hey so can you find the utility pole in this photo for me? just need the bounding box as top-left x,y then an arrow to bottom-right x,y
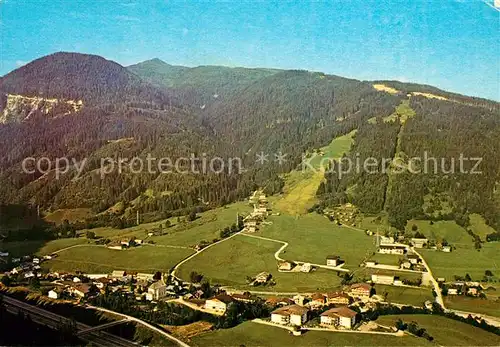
136,210 -> 140,225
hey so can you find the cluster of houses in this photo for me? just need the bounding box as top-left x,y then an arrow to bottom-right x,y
8,254 -> 56,279
266,284 -> 373,329
327,203 -> 359,226
439,279 -> 485,297
106,237 -> 143,250
44,270 -> 183,302
244,191 -> 270,233
277,256 -> 344,274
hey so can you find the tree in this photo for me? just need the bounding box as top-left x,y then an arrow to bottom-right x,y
189,271 -> 203,283
86,231 -> 96,239
165,220 -> 172,228
187,211 -> 197,222
485,270 -> 494,277
465,273 -> 472,281
411,224 -> 418,232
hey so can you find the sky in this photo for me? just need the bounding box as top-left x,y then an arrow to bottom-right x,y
0,0 -> 499,100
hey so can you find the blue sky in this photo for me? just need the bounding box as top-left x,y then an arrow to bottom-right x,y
0,0 -> 498,100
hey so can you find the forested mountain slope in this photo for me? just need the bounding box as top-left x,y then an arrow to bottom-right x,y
0,52 -> 498,233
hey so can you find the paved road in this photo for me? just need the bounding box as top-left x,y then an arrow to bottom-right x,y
86,304 -> 191,347
239,233 -> 350,272
411,247 -> 445,308
1,294 -> 137,347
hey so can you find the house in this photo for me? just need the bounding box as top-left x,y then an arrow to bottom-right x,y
146,280 -> 167,301
271,305 -> 309,326
278,261 -> 294,271
293,294 -> 307,306
401,260 -> 412,269
326,292 -> 351,305
320,307 -> 357,329
424,300 -> 433,310
73,277 -> 81,283
205,294 -> 235,313
93,277 -> 110,289
48,287 -> 64,299
371,274 -> 394,285
231,293 -> 255,303
378,245 -> 406,255
111,270 -> 127,278
442,246 -> 452,252
393,278 -> 403,286
120,239 -> 131,247
380,236 -> 395,244
326,255 -> 342,267
467,287 -> 479,296
0,251 -> 9,257
437,278 -> 445,283
136,273 -> 155,281
107,241 -> 123,250
301,263 -> 312,273
254,272 -> 271,284
86,274 -> 108,280
411,238 -> 428,248
43,255 -> 52,260
349,283 -> 371,298
266,297 -> 294,306
310,293 -> 326,306
70,284 -> 91,298
135,239 -> 143,245
407,254 -> 420,264
365,261 -> 377,267
32,258 -> 40,264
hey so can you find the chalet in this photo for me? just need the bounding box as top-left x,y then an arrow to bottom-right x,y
310,293 -> 326,306
70,284 -> 91,298
254,272 -> 271,284
326,255 -> 342,267
146,280 -> 167,301
407,254 -> 420,264
231,293 -> 255,303
320,307 -> 357,329
349,283 -> 371,298
411,238 -> 428,248
271,305 -> 309,326
326,292 -> 351,305
205,294 -> 235,313
278,261 -> 294,271
378,245 -> 406,255
371,274 -> 394,285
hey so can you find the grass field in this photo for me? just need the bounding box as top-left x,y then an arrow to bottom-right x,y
374,284 -> 434,306
419,242 -> 498,281
177,235 -> 344,292
191,321 -> 427,347
44,208 -> 93,225
406,220 -> 472,245
376,314 -> 500,346
255,213 -> 377,269
368,253 -> 404,266
42,244 -> 193,273
275,131 -> 354,215
444,295 -> 500,318
469,214 -> 497,241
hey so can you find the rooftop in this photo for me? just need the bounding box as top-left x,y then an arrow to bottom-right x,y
271,304 -> 309,316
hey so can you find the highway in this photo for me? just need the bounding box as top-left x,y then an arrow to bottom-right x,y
1,294 -> 138,347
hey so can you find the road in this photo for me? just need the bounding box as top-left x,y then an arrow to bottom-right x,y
239,233 -> 350,272
411,247 -> 445,308
86,304 -> 191,347
1,294 -> 137,347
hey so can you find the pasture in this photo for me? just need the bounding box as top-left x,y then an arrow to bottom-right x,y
376,314 -> 500,346
191,321 -> 427,347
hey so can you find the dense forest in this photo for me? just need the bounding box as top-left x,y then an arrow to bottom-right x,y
0,52 -> 498,233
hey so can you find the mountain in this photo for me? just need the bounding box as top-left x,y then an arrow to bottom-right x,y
0,52 -> 499,233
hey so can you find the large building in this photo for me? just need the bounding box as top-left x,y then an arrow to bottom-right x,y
204,294 -> 235,313
378,245 -> 406,255
349,283 -> 371,298
146,280 -> 167,301
271,305 -> 309,326
320,307 -> 357,329
371,274 -> 395,285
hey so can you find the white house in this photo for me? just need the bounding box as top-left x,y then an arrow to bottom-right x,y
301,263 -> 312,273
111,270 -> 126,278
204,294 -> 235,313
411,238 -> 428,248
271,305 -> 309,326
371,274 -> 394,285
442,246 -> 451,252
48,288 -> 63,299
320,307 -> 357,329
278,261 -> 294,271
326,255 -> 341,267
146,280 -> 167,301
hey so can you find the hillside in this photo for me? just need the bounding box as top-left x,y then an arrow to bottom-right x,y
0,52 -> 499,235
